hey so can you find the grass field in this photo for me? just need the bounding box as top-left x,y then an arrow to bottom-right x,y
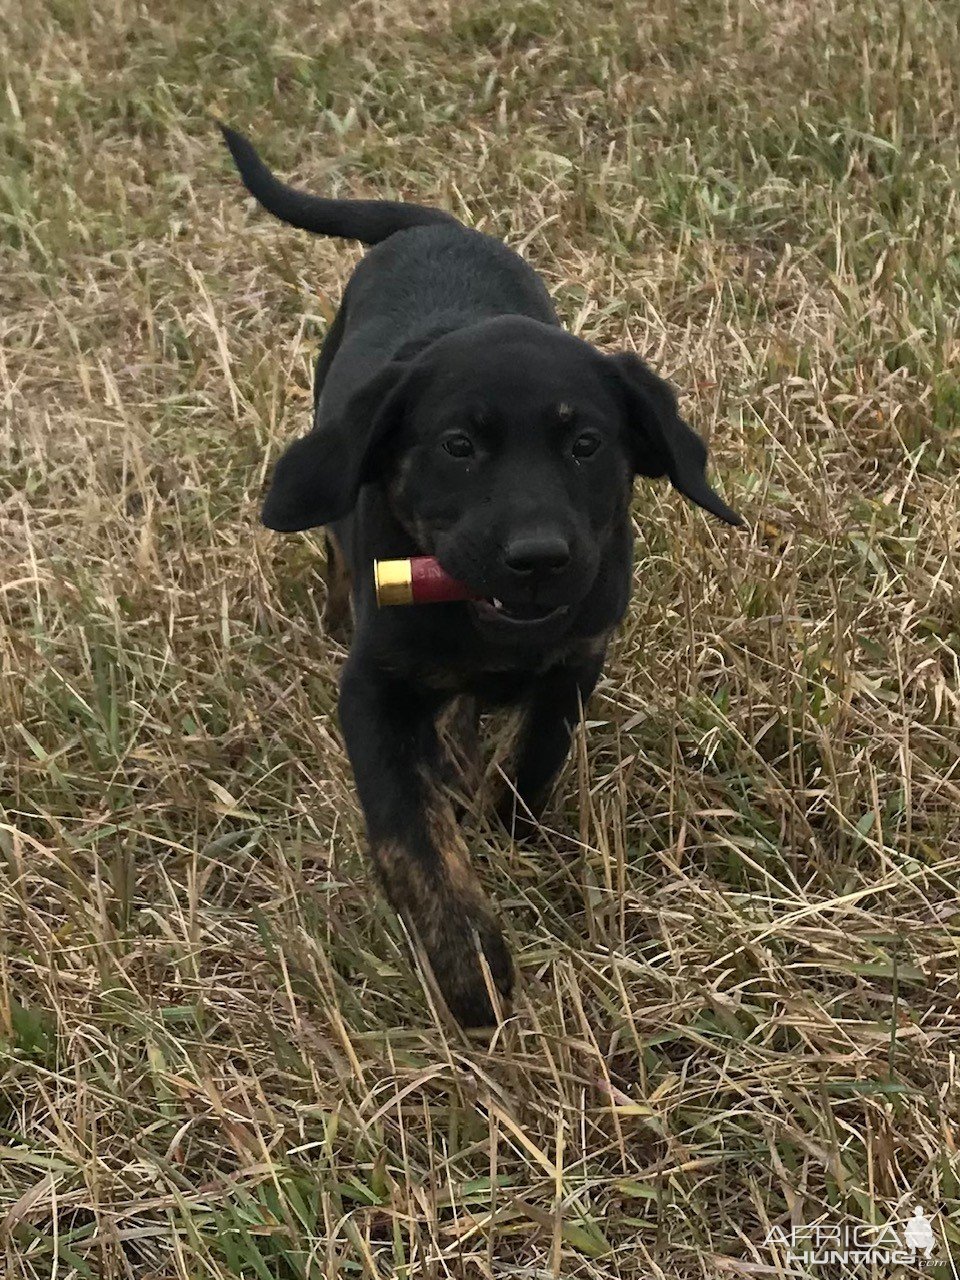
2,0 -> 960,1275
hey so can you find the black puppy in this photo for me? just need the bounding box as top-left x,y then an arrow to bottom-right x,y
221,126 -> 741,1026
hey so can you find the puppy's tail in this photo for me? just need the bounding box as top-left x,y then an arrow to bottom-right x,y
218,124 -> 460,246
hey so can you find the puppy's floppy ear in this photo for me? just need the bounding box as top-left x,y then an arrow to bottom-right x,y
262,360 -> 415,532
607,351 -> 742,527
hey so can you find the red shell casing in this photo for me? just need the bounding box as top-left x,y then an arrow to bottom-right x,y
409,556 -> 477,603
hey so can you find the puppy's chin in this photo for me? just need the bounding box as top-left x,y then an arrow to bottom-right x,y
468,598 -> 572,644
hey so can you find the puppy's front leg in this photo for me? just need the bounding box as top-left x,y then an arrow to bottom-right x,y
498,652 -> 605,837
339,661 -> 512,1026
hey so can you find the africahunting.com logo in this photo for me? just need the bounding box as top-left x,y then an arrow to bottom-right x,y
764,1205 -> 943,1268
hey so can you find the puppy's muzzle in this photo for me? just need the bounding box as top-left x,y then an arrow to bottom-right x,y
501,531 -> 571,577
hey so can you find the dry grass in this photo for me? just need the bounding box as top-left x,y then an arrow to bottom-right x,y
2,0 -> 960,1276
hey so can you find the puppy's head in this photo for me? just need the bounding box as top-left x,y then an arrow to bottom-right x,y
263,316 -> 740,641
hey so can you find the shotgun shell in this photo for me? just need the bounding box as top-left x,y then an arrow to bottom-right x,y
374,556 -> 477,607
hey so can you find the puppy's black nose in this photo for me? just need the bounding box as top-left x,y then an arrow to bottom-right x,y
502,533 -> 571,576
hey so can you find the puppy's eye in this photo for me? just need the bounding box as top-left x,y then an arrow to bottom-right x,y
442,434 -> 475,459
571,432 -> 601,459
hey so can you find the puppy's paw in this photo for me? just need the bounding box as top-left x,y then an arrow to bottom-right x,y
423,897 -> 514,1028
495,793 -> 542,845
372,838 -> 513,1027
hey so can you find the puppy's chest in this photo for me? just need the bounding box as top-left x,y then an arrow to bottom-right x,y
423,665 -> 530,706
415,634 -> 607,703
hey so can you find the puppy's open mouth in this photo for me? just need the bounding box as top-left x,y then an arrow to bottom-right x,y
470,598 -> 570,629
